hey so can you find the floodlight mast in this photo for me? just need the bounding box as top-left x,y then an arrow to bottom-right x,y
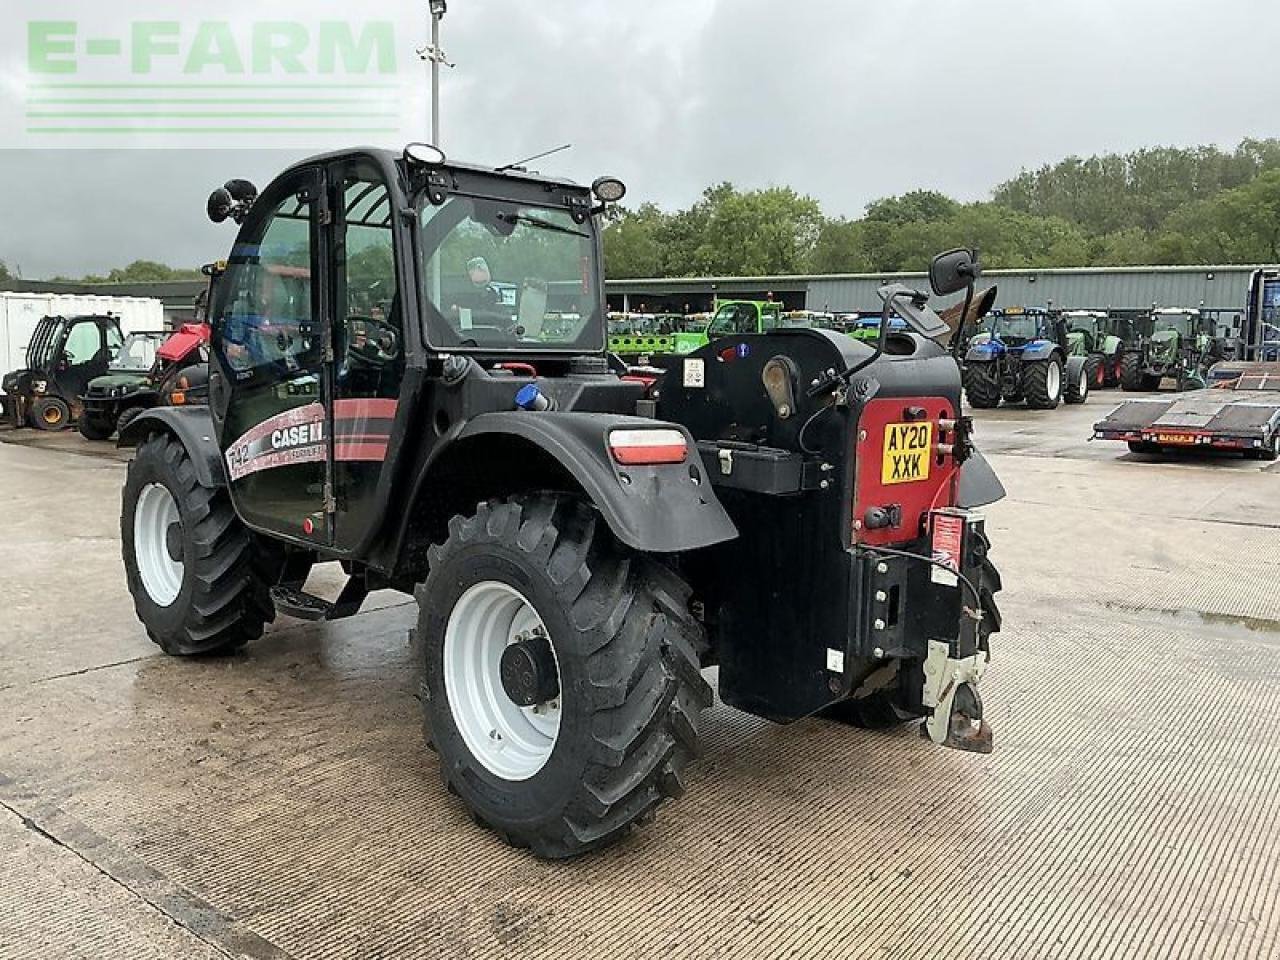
421,0 -> 450,145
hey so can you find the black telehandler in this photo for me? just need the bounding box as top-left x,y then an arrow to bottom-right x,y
118,145 -> 1005,858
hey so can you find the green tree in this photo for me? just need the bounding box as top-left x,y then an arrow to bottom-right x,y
105,260 -> 203,283
0,261 -> 11,283
692,186 -> 822,275
603,203 -> 666,278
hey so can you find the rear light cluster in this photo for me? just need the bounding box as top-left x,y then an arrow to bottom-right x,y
608,428 -> 688,465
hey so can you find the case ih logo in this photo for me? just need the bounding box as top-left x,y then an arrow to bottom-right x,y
4,5 -> 423,149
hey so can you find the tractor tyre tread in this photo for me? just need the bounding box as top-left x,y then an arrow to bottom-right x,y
1023,358 -> 1062,409
121,432 -> 278,657
419,493 -> 710,859
963,363 -> 1002,409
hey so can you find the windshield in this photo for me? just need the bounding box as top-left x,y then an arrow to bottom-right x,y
1067,317 -> 1099,338
994,316 -> 1041,340
1153,314 -> 1194,336
110,332 -> 161,371
420,195 -> 602,351
708,303 -> 761,337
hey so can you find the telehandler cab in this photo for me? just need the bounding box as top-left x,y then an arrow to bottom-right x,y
118,145 -> 1005,858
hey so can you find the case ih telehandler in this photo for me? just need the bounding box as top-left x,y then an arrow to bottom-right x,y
118,146 -> 1004,858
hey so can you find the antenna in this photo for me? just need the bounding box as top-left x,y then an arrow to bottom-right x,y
496,144 -> 572,173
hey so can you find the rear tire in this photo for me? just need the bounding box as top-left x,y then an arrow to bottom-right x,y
418,494 -> 710,858
1120,352 -> 1145,391
121,432 -> 278,656
963,362 -> 1002,409
77,414 -> 114,441
1127,441 -> 1160,454
823,689 -> 917,729
31,397 -> 70,431
1252,434 -> 1280,461
116,406 -> 147,436
1023,357 -> 1063,409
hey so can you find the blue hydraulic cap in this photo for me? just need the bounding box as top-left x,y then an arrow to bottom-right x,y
515,383 -> 553,411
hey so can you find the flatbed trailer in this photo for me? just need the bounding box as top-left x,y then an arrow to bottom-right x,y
1093,362 -> 1280,458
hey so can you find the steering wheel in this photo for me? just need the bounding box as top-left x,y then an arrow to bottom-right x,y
343,316 -> 400,368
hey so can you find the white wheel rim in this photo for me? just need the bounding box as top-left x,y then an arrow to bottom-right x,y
133,483 -> 184,606
1079,368 -> 1088,396
444,581 -> 561,781
1046,362 -> 1061,400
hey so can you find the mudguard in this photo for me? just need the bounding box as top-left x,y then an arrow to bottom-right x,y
957,450 -> 1006,508
965,341 -> 1001,363
118,406 -> 226,489
445,411 -> 739,554
1019,340 -> 1059,361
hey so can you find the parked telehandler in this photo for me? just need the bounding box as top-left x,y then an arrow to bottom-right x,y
118,147 -> 1004,858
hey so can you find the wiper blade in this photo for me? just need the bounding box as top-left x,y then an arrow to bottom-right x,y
498,212 -> 587,238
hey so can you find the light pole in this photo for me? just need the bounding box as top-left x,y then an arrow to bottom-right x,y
426,0 -> 449,145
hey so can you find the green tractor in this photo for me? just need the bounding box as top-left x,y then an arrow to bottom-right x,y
1062,310 -> 1130,389
1120,308 -> 1222,392
608,299 -> 784,364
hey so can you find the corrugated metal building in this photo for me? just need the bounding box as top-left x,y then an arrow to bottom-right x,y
607,264 -> 1268,317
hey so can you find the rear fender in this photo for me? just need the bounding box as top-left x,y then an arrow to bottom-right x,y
957,450 -> 1006,508
118,406 -> 226,488
1019,340 -> 1059,362
416,411 -> 738,554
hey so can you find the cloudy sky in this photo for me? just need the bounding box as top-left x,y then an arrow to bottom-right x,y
1,0 -> 1278,277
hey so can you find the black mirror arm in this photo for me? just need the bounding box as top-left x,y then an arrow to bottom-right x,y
951,281 -> 976,361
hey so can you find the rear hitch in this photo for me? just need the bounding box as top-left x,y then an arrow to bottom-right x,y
920,639 -> 992,754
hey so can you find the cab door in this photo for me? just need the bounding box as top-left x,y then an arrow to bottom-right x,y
326,158 -> 408,552
208,167 -> 332,545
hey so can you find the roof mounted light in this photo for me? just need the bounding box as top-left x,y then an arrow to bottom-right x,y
591,177 -> 627,204
405,142 -> 447,167
429,0 -> 447,16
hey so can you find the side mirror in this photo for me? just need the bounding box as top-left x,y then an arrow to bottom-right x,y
878,283 -> 950,340
207,187 -> 234,224
930,248 -> 982,297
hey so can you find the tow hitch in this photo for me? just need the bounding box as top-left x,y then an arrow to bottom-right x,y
921,638 -> 992,753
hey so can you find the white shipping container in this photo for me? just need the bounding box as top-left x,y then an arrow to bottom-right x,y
0,293 -> 165,376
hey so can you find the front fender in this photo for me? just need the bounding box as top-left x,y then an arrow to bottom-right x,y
447,411 -> 739,554
1064,354 -> 1088,380
965,343 -> 999,363
118,406 -> 226,488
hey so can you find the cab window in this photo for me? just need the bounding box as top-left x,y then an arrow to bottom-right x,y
216,193 -> 317,378
62,322 -> 102,364
336,173 -> 403,399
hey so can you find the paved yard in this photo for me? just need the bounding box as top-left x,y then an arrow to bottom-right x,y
2,392 -> 1279,959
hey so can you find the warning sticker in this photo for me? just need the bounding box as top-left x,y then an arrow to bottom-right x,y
930,512 -> 964,587
881,422 -> 933,485
683,358 -> 706,388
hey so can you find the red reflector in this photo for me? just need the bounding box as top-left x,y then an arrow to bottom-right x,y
609,428 -> 688,465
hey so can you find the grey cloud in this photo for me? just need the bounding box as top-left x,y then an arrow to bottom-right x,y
1,0 -> 1277,277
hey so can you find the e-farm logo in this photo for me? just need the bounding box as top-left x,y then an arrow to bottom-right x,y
7,11 -> 421,148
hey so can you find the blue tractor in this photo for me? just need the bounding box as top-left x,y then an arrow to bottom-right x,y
962,307 -> 1093,410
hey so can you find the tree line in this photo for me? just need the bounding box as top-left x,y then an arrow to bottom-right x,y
604,138 -> 1280,278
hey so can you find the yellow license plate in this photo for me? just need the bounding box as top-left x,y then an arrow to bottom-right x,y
1155,433 -> 1197,445
882,422 -> 933,485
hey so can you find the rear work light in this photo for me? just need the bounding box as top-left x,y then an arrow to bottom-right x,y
608,428 -> 688,465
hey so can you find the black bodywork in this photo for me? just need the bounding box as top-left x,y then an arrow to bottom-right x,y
3,315 -> 123,428
121,148 -> 1003,727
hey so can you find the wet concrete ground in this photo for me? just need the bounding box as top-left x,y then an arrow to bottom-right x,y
2,390 -> 1280,959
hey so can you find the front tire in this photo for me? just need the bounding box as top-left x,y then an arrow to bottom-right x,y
78,414 -> 114,441
121,433 -> 278,656
963,362 -> 1002,409
1023,357 -> 1063,409
1120,352 -> 1145,391
418,494 -> 710,858
1064,360 -> 1093,404
31,397 -> 70,431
